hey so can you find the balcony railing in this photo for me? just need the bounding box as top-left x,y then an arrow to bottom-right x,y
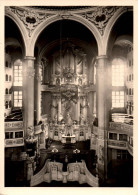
108,140 -> 127,149
5,138 -> 24,147
108,138 -> 133,156
5,121 -> 23,129
109,122 -> 133,136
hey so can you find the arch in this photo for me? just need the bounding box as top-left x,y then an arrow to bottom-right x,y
103,7 -> 133,55
30,14 -> 103,56
5,12 -> 28,56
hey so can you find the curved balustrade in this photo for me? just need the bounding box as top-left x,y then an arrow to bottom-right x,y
81,160 -> 99,187
30,159 -> 50,186
30,159 -> 99,187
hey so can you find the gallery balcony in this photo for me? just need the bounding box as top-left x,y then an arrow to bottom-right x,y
108,122 -> 133,156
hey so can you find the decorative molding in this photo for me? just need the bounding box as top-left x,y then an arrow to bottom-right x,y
35,73 -> 41,81
5,138 -> 24,147
98,145 -> 104,164
109,122 -> 133,136
58,11 -> 72,19
7,6 -> 55,37
77,7 -> 119,36
24,68 -> 35,78
5,121 -> 23,129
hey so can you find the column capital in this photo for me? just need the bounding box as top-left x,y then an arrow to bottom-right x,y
96,55 -> 108,60
24,56 -> 36,61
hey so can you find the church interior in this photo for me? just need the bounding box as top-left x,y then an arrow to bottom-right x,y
4,6 -> 133,187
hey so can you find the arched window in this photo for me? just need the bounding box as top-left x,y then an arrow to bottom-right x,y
9,100 -> 12,108
112,58 -> 125,86
9,75 -> 12,81
5,88 -> 8,94
13,59 -> 22,86
5,101 -> 8,109
127,88 -> 129,95
80,131 -> 84,136
5,61 -> 8,67
9,88 -> 12,94
5,74 -> 8,81
54,131 -> 58,136
129,88 -> 131,95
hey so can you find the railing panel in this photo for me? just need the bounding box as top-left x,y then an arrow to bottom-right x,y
5,138 -> 24,147
5,121 -> 23,129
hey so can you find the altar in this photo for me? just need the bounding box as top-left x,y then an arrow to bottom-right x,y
61,134 -> 76,144
40,42 -> 96,143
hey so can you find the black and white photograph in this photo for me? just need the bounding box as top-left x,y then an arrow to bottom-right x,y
0,1 -> 137,194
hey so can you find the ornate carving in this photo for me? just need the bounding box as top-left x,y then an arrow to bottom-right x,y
62,67 -> 75,79
77,6 -> 119,35
99,145 -> 104,163
5,121 -> 23,129
27,69 -> 35,78
58,11 -> 72,19
35,73 -> 41,81
8,7 -> 54,37
61,84 -> 78,103
26,126 -> 37,143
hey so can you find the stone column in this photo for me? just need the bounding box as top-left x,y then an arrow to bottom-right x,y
53,56 -> 55,74
96,55 -> 111,182
51,96 -> 57,121
74,55 -> 77,74
77,97 -> 80,123
93,92 -> 96,117
82,55 -> 86,74
23,56 -> 35,136
35,63 -> 42,124
57,96 -> 61,121
82,96 -> 87,120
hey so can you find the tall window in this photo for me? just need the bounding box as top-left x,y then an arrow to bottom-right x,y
14,91 -> 22,107
112,91 -> 124,107
5,101 -> 8,109
5,88 -> 8,94
5,74 -> 8,81
112,59 -> 124,86
14,59 -> 22,86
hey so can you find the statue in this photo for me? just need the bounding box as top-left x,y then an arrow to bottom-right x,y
66,112 -> 73,125
80,114 -> 85,125
54,114 -> 58,124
